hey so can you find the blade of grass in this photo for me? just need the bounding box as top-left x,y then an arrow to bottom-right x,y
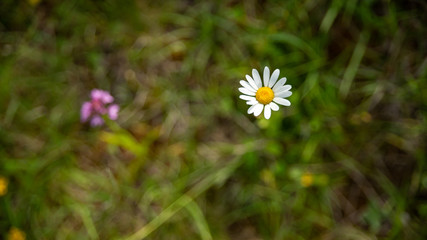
301,71 -> 319,99
122,155 -> 244,240
184,198 -> 213,240
72,204 -> 99,240
339,32 -> 369,98
320,0 -> 343,33
269,32 -> 319,59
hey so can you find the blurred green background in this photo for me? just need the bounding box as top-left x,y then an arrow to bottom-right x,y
1,0 -> 426,239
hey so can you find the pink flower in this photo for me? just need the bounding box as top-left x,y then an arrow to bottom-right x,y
81,89 -> 120,126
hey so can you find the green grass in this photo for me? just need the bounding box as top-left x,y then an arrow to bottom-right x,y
1,0 -> 427,239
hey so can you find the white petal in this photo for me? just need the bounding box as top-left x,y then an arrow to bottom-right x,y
264,104 -> 271,119
239,95 -> 255,101
272,77 -> 287,89
268,102 -> 279,111
273,97 -> 291,106
245,75 -> 259,90
263,67 -> 270,87
253,104 -> 264,117
247,100 -> 258,105
268,69 -> 280,88
273,85 -> 292,93
248,104 -> 258,114
252,69 -> 262,88
240,80 -> 256,92
275,91 -> 292,98
239,87 -> 256,96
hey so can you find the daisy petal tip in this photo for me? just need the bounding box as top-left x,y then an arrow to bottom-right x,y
253,104 -> 264,117
264,105 -> 271,119
239,87 -> 255,96
251,69 -> 262,88
273,97 -> 291,106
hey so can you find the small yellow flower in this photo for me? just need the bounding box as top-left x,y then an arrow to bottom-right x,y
300,172 -> 313,187
8,227 -> 26,240
0,176 -> 8,196
360,111 -> 372,123
350,111 -> 372,125
28,0 -> 41,6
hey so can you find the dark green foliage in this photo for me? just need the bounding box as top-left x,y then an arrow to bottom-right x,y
0,0 -> 426,239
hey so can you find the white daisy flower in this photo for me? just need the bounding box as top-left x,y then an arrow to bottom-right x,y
239,67 -> 292,119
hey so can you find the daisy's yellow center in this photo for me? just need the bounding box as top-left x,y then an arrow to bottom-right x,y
256,87 -> 274,105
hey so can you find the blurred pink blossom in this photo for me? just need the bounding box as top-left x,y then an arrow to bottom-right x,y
81,89 -> 119,126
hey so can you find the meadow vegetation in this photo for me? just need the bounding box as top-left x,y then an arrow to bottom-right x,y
1,0 -> 426,239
